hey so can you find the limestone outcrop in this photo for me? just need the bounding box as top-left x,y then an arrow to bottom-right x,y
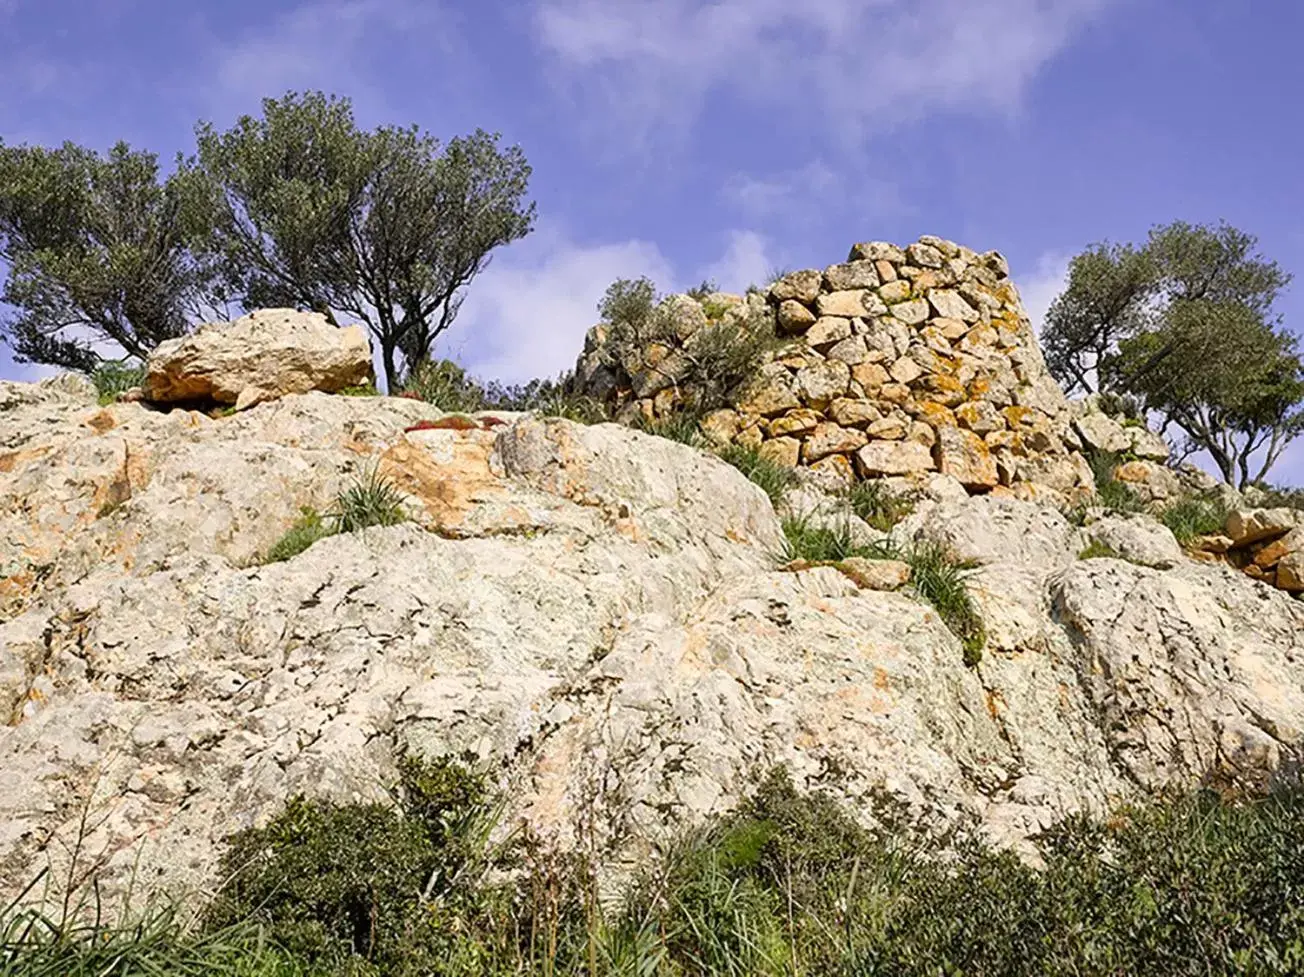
145,308 -> 373,409
3,378 -> 1304,913
574,236 -> 1095,503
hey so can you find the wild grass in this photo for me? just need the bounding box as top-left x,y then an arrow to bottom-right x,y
781,516 -> 985,664
263,466 -> 407,564
1159,494 -> 1231,545
1078,539 -> 1122,560
840,479 -> 915,531
11,766 -> 1304,977
90,359 -> 146,405
1087,449 -> 1146,515
636,412 -> 705,448
716,444 -> 796,507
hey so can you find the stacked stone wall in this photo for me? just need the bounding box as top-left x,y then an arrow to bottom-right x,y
577,235 -> 1097,502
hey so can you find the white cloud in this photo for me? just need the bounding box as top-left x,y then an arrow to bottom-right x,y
699,231 -> 775,294
439,224 -> 777,384
533,0 -> 1116,146
439,226 -> 676,385
724,159 -> 911,228
206,0 -> 453,120
1016,250 -> 1071,335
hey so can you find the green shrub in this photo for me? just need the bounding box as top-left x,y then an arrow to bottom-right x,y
637,411 -> 705,447
1160,495 -> 1230,545
205,756 -> 501,974
841,480 -> 914,531
90,358 -> 146,405
717,444 -> 796,507
333,465 -> 407,533
1087,449 -> 1146,515
266,507 -> 333,563
685,278 -> 719,302
338,381 -> 380,397
402,359 -> 488,413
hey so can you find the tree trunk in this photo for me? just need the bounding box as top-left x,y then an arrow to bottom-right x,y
381,341 -> 400,395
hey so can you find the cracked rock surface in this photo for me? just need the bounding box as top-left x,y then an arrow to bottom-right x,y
2,379 -> 1303,909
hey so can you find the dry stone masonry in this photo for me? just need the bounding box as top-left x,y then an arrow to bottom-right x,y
576,236 -> 1095,503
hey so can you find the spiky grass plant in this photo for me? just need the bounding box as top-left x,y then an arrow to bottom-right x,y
716,444 -> 797,508
90,359 -> 146,405
331,464 -> 407,534
840,479 -> 915,531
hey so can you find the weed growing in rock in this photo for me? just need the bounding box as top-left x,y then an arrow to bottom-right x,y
1160,495 -> 1230,545
333,464 -> 407,533
1078,539 -> 1122,560
899,540 -> 986,666
717,444 -> 796,507
781,513 -> 874,564
338,381 -> 380,396
90,358 -> 146,405
1087,449 -> 1146,515
637,411 -> 705,447
266,507 -> 333,563
840,479 -> 915,531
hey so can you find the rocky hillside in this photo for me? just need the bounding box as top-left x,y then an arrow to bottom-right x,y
2,255 -> 1304,915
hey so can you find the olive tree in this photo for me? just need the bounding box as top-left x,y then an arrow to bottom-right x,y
0,140 -> 216,371
189,92 -> 535,390
1043,221 -> 1302,487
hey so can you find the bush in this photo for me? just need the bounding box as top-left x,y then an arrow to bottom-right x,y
11,771 -> 1304,975
402,359 -> 489,413
899,541 -> 986,667
717,444 -> 796,507
90,358 -> 146,405
841,480 -> 914,531
205,756 -> 504,974
1160,495 -> 1230,545
781,513 -> 875,564
1078,539 -> 1122,560
597,277 -> 777,415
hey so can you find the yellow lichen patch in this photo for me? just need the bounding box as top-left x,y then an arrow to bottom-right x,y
914,402 -> 957,429
967,376 -> 990,399
1002,405 -> 1035,428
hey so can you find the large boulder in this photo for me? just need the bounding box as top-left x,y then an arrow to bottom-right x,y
146,309 -> 374,409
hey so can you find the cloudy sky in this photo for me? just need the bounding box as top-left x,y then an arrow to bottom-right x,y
2,0 -> 1303,482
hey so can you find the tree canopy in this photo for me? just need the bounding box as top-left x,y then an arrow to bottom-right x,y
0,140 -> 216,370
188,92 -> 536,390
1043,221 -> 1303,487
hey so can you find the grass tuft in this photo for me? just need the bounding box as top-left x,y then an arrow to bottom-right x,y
1159,495 -> 1231,545
840,479 -> 915,531
90,358 -> 146,405
1078,539 -> 1122,560
717,444 -> 796,507
266,507 -> 333,564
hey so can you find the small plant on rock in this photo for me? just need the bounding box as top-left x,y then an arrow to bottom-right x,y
1087,449 -> 1146,515
841,479 -> 915,531
1159,494 -> 1230,545
1078,539 -> 1122,560
266,506 -> 333,563
637,411 -> 706,447
901,540 -> 986,666
717,444 -> 796,507
90,358 -> 146,405
780,513 -> 873,564
333,464 -> 407,533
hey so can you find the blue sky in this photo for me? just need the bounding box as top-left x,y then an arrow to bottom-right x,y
2,0 -> 1303,483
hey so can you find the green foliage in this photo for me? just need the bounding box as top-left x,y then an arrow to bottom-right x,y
332,465 -> 407,534
12,770 -> 1304,976
0,140 -> 217,371
685,278 -> 719,301
205,756 -> 502,974
1159,495 -> 1231,545
840,479 -> 915,531
901,541 -> 986,666
780,513 -> 873,564
1087,450 -> 1147,515
1247,482 -> 1304,511
403,358 -> 489,412
597,277 -> 778,415
338,382 -> 379,397
189,91 -> 535,391
1078,539 -> 1122,560
266,507 -> 333,564
636,411 -> 706,447
90,358 -> 146,405
1044,221 -> 1302,487
716,444 -> 796,508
